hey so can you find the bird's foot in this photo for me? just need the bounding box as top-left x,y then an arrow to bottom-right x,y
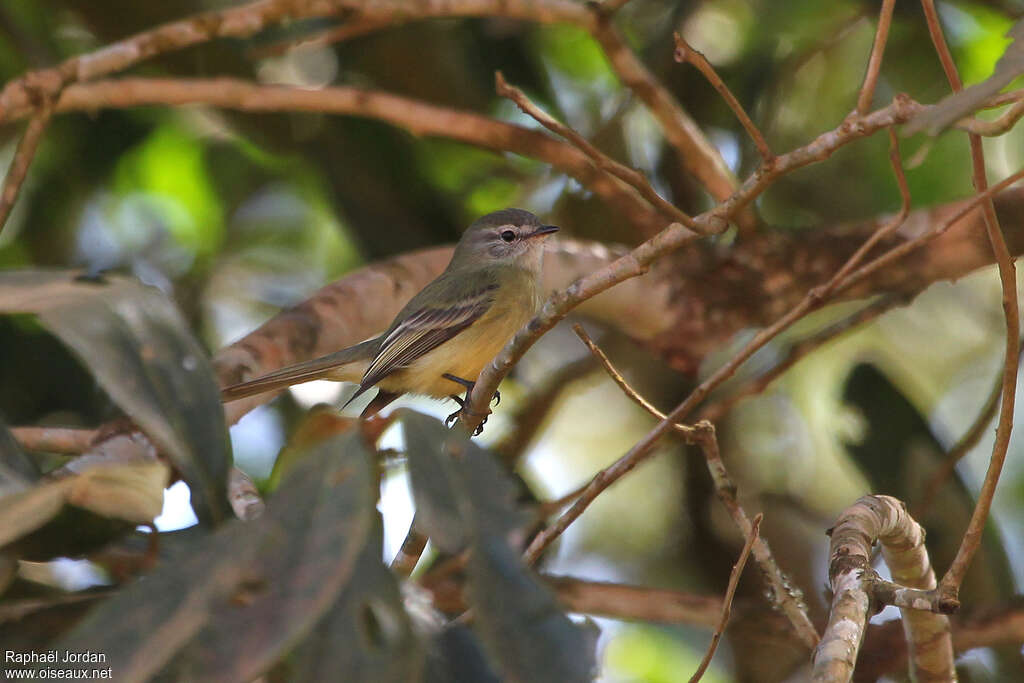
444,408 -> 489,435
445,398 -> 490,435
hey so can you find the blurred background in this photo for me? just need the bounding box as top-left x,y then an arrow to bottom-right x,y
2,0 -> 1024,680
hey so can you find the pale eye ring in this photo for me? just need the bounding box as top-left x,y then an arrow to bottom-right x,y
500,230 -> 516,243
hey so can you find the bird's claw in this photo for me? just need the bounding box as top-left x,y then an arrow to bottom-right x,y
445,400 -> 490,435
492,390 -> 501,406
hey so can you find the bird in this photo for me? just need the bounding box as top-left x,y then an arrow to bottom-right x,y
221,208 -> 558,433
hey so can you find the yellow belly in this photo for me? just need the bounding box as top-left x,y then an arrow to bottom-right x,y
375,280 -> 538,398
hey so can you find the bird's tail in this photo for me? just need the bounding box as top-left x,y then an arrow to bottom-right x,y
220,337 -> 381,402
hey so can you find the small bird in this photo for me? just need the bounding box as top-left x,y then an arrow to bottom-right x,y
221,208 -> 558,432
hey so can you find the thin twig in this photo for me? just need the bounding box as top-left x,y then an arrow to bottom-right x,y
673,32 -> 773,163
518,130 -> 911,586
856,0 -> 896,115
496,71 -> 697,230
246,16 -> 394,59
921,0 -> 1021,604
915,353 -> 1007,517
10,425 -> 95,454
586,10 -> 742,213
690,422 -> 819,649
554,327 -> 818,648
697,294 -> 906,423
0,101 -> 53,235
955,98 -> 1024,136
537,479 -> 594,515
571,323 -> 695,440
464,95 -> 921,429
689,513 -> 762,683
391,516 -> 428,576
28,76 -> 664,233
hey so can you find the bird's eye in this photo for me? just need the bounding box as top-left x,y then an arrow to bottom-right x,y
500,230 -> 516,243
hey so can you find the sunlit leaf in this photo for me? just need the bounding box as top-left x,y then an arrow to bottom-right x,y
66,461 -> 168,522
0,459 -> 167,550
0,270 -> 232,526
53,413 -> 374,683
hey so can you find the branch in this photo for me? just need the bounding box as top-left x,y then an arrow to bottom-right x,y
690,513 -> 761,683
461,97 -> 920,430
544,575 -> 722,628
10,425 -> 94,454
915,347 -> 1013,517
0,101 -> 53,236
856,0 -> 896,115
921,0 -> 1021,606
506,131 -> 912,601
495,71 -> 697,232
812,495 -> 954,682
0,0 -> 613,125
0,0 -> 739,220
12,425 -> 264,521
673,33 -> 773,163
690,423 -> 820,650
16,76 -> 665,234
547,327 -> 819,648
697,294 -> 908,423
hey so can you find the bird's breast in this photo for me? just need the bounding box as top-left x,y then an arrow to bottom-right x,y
376,272 -> 540,398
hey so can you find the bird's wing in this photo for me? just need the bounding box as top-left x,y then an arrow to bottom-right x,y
358,276 -> 499,391
221,337 -> 381,402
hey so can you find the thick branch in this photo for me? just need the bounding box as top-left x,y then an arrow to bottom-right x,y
17,77 -> 664,234
813,495 -> 954,683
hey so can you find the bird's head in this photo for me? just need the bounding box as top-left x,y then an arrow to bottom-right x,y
450,208 -> 559,272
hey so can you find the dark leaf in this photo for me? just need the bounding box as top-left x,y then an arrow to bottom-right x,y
52,414 -> 374,683
399,411 -> 594,683
401,410 -> 527,553
401,411 -> 470,553
422,624 -> 501,683
0,270 -> 232,525
283,516 -> 424,683
467,535 -> 595,683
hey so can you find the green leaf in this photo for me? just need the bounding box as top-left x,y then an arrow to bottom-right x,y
0,270 -> 232,526
52,414 -> 375,683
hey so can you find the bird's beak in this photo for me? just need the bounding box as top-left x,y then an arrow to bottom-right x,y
527,225 -> 559,239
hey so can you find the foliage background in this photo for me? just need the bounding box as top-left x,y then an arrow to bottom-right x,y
2,0 -> 1024,680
